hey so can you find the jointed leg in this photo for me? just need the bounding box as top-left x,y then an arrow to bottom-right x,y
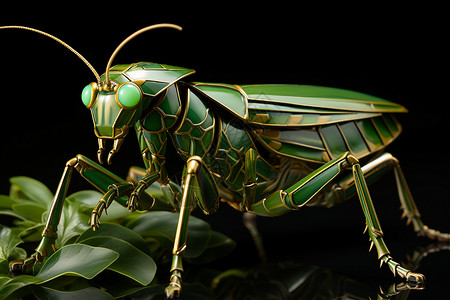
166,156 -> 200,298
336,153 -> 449,242
90,182 -> 134,230
351,159 -> 425,285
165,155 -> 220,298
10,157 -> 78,274
390,156 -> 449,241
249,152 -> 425,285
10,154 -> 167,274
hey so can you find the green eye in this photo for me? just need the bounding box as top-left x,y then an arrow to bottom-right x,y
82,82 -> 97,108
116,82 -> 142,108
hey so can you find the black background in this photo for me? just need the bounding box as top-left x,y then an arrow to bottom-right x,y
1,4 -> 449,299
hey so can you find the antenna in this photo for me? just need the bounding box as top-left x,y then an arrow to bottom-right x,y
0,25 -> 101,85
104,23 -> 183,88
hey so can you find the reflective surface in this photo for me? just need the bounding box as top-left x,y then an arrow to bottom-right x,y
124,242 -> 449,299
179,204 -> 450,300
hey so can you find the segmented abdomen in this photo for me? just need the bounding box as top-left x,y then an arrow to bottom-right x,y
254,113 -> 402,164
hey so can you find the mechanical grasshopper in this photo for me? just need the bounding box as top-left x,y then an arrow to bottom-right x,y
1,24 -> 449,299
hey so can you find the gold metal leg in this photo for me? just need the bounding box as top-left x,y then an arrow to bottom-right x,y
350,155 -> 425,286
165,157 -> 201,299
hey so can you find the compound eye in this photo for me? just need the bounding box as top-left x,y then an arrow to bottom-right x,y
81,82 -> 98,108
116,82 -> 142,109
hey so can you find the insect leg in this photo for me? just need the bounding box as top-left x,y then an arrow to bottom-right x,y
9,155 -> 167,275
127,172 -> 160,212
251,152 -> 350,216
166,155 -> 219,298
90,183 -> 134,230
389,156 -> 449,242
242,148 -> 258,211
166,157 -> 199,298
9,157 -> 78,274
330,153 -> 449,241
350,157 -> 425,287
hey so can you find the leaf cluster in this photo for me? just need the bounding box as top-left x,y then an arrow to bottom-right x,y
0,177 -> 236,299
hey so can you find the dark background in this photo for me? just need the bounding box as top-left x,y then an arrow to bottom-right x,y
1,4 -> 449,299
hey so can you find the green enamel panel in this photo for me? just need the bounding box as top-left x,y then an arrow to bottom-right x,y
174,134 -> 190,153
142,110 -> 163,132
339,121 -> 370,157
137,62 -> 164,69
140,81 -> 168,96
248,101 -> 338,114
163,117 -> 176,129
177,121 -> 191,134
186,92 -> 208,124
383,114 -> 400,135
357,118 -> 383,149
201,129 -> 214,147
253,191 -> 292,216
100,73 -> 129,84
126,69 -> 193,83
190,126 -> 203,138
259,137 -> 326,163
257,129 -> 324,149
286,159 -> 341,207
194,84 -> 247,118
159,85 -> 181,117
372,117 -> 393,140
194,161 -> 220,214
280,130 -> 324,149
256,158 -> 277,181
249,107 -> 379,127
320,124 -> 348,158
109,64 -> 132,72
242,84 -> 407,112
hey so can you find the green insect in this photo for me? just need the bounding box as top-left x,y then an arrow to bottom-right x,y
1,24 -> 448,299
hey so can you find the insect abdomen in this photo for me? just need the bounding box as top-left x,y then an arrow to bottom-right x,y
320,113 -> 401,160
254,113 -> 401,164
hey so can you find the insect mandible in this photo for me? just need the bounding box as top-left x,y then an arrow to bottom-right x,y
1,24 -> 449,299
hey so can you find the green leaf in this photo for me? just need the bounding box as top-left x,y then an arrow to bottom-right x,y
80,237 -> 156,285
9,177 -> 53,207
56,201 -> 90,248
0,195 -> 15,209
0,209 -> 28,221
186,231 -> 236,264
36,244 -> 119,282
0,275 -> 43,300
66,190 -> 102,207
67,190 -> 132,222
11,203 -> 46,223
76,223 -> 151,255
127,211 -> 211,258
0,225 -> 25,260
0,260 -> 9,276
32,286 -> 114,300
16,223 -> 45,243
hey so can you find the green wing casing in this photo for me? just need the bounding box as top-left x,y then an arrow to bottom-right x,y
191,83 -> 406,164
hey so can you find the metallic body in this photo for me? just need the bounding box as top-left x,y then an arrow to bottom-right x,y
1,25 -> 448,299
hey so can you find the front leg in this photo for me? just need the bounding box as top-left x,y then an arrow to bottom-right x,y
165,156 -> 220,298
127,172 -> 160,212
9,154 -> 167,274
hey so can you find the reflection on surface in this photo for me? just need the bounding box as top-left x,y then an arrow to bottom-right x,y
127,243 -> 448,300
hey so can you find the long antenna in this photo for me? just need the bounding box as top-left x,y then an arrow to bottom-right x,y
0,25 -> 101,85
104,23 -> 183,88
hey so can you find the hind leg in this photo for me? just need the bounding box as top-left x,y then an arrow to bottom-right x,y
333,153 -> 449,242
249,152 -> 425,285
